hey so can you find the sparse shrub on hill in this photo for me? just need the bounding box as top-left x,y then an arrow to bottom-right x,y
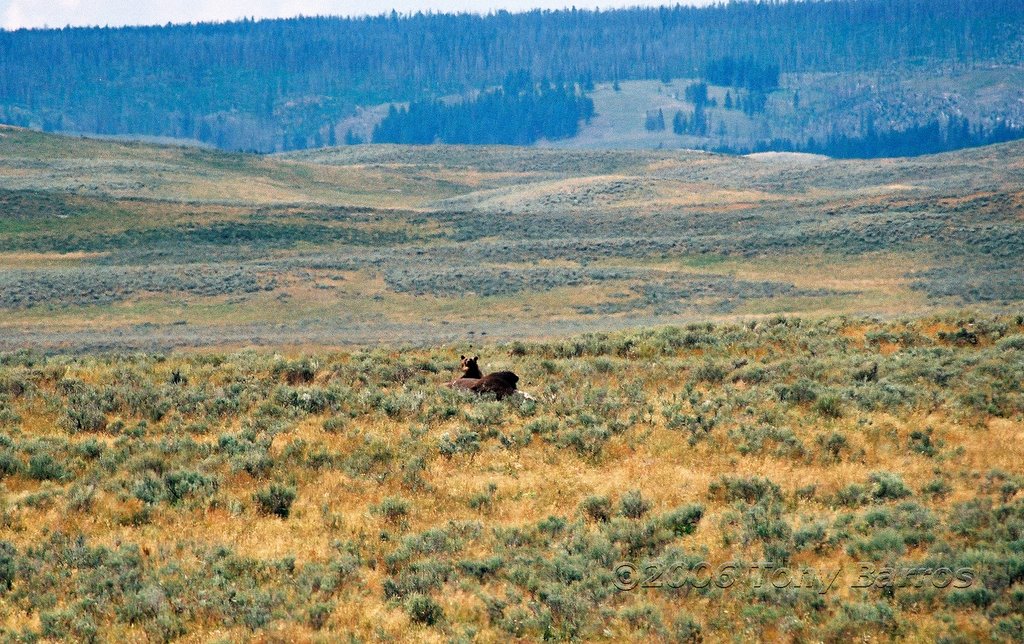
816,431 -> 849,462
619,490 -> 652,519
255,483 -> 297,518
58,385 -> 108,434
731,424 -> 804,458
27,453 -> 68,481
373,496 -> 411,523
0,314 -> 1020,639
671,614 -> 704,642
0,448 -> 21,479
0,541 -> 15,593
661,505 -> 704,536
869,472 -> 912,502
163,470 -> 217,505
580,496 -> 613,523
405,593 -> 444,626
775,379 -> 818,404
273,358 -> 318,385
709,475 -> 782,505
814,394 -> 844,418
690,362 -> 727,384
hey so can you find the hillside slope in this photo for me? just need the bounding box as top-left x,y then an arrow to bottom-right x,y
0,127 -> 1022,350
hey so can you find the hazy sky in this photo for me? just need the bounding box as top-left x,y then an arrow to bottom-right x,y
1,1 -> 717,31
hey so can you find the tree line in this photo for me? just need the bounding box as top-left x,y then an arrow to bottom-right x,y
0,0 -> 1019,151
715,116 -> 1024,159
371,81 -> 594,145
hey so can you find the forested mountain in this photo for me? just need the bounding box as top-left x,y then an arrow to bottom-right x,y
0,0 -> 1021,153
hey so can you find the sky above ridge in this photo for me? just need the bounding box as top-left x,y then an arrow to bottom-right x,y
2,0 -> 718,30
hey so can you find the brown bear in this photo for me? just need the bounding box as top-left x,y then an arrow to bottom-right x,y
448,355 -> 521,400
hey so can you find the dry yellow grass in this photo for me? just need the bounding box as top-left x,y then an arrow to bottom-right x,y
1,314 -> 1022,640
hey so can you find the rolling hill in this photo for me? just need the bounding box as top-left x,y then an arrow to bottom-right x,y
0,119 -> 1023,643
0,126 -> 1021,351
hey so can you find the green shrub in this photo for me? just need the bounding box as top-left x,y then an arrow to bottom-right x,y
580,495 -> 612,522
691,362 -> 726,384
948,499 -> 991,536
709,475 -> 782,505
372,496 -> 411,522
66,484 -> 95,512
401,456 -> 429,491
834,484 -> 868,507
468,483 -> 497,512
946,588 -> 994,609
827,601 -> 898,638
938,328 -> 978,346
308,602 -> 332,630
620,490 -> 652,519
869,472 -> 912,501
558,426 -> 612,458
848,528 -> 906,560
465,402 -> 506,428
27,453 -> 67,481
255,483 -> 297,518
996,334 -> 1024,351
457,556 -> 503,582
322,416 -> 348,433
0,541 -> 15,593
852,362 -> 879,382
405,593 -> 444,626
671,614 -> 703,642
343,439 -> 394,478
41,608 -> 98,642
813,394 -> 843,418
76,438 -> 104,460
438,430 -> 481,459
922,478 -> 952,498
796,484 -> 817,500
732,424 -> 804,457
163,470 -> 216,504
661,505 -> 704,536
775,379 -> 818,403
133,473 -> 164,504
274,358 -> 317,385
606,517 -> 675,558
537,515 -> 567,536
908,429 -> 939,457
793,523 -> 827,551
525,417 -> 560,438
0,450 -> 21,479
619,602 -> 663,632
274,386 -> 337,414
60,401 -> 108,433
995,616 -> 1024,641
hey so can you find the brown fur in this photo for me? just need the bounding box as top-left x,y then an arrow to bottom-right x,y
472,371 -> 519,399
448,355 -> 520,400
449,355 -> 482,391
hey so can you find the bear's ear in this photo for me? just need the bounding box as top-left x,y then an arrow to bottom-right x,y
474,355 -> 480,361
460,355 -> 465,360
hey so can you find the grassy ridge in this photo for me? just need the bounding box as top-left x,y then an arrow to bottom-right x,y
0,314 -> 1023,640
1,127 -> 1022,350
